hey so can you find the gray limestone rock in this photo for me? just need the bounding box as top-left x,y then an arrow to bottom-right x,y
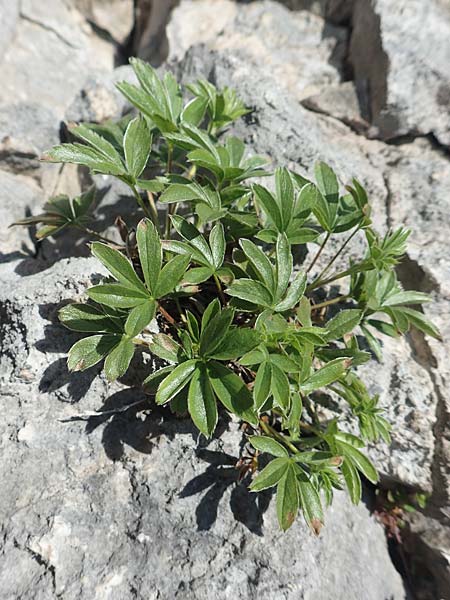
0,103 -> 60,173
167,0 -> 348,102
0,169 -> 43,259
0,259 -> 406,600
301,81 -> 369,134
350,0 -> 450,145
65,65 -> 137,124
2,0 -> 450,596
0,0 -> 116,119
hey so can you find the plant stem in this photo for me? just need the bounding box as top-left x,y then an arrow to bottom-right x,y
306,232 -> 330,274
259,419 -> 299,454
213,273 -> 226,304
130,184 -> 152,220
310,295 -> 349,311
303,396 -> 320,427
306,267 -> 353,292
132,337 -> 150,347
159,304 -> 178,327
145,191 -> 159,228
75,225 -> 117,245
313,226 -> 360,285
164,143 -> 176,238
166,142 -> 173,174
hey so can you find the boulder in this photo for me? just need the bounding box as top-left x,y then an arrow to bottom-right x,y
0,260 -> 405,600
350,0 -> 450,145
0,0 -> 117,119
75,0 -> 134,46
2,0 -> 450,596
167,0 -> 348,102
0,169 -> 43,259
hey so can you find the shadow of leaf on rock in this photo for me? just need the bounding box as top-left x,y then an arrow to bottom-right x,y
36,300 -> 272,534
37,301 -> 102,402
179,448 -> 274,536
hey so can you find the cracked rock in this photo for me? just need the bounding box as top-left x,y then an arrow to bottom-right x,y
350,0 -> 450,146
167,0 -> 348,102
0,259 -> 406,600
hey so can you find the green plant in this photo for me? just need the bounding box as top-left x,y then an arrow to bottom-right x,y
14,58 -> 440,533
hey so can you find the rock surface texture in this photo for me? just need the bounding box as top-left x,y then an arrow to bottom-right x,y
1,0 -> 450,598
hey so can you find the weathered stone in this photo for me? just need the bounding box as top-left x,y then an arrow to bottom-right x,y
134,0 -> 179,64
0,103 -> 59,173
301,81 -> 369,134
75,0 -> 134,45
0,169 -> 43,259
0,0 -> 20,57
404,512 -> 450,600
350,0 -> 450,145
167,0 -> 348,101
65,65 -> 136,124
0,259 -> 406,600
277,0 -> 354,23
0,0 -> 116,119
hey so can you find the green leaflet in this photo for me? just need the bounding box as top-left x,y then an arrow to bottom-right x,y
136,219 -> 161,294
207,361 -> 257,425
59,303 -> 120,333
249,458 -> 290,492
67,334 -> 120,372
156,360 -> 198,405
248,436 -> 288,457
188,364 -> 218,437
124,300 -> 156,337
300,358 -> 349,395
326,309 -> 362,341
91,242 -> 148,293
104,337 -> 135,381
124,117 -> 152,179
276,463 -> 300,530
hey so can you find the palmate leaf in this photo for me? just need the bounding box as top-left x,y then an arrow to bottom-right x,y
13,189 -> 97,240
